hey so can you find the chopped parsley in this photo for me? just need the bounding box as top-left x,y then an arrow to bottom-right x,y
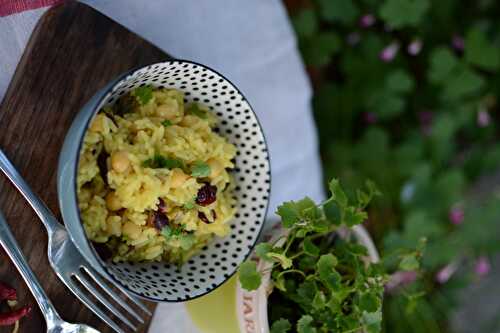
161,119 -> 173,127
190,161 -> 211,178
133,85 -> 153,105
143,154 -> 185,169
186,103 -> 207,119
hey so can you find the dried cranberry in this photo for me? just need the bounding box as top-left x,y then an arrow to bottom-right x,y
97,151 -> 109,185
198,212 -> 211,224
92,242 -> 112,261
157,198 -> 167,213
152,211 -> 169,231
196,184 -> 217,206
198,210 -> 217,224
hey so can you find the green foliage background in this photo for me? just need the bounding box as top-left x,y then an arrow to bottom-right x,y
285,0 -> 500,331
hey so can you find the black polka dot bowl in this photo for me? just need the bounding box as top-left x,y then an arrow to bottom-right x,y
57,60 -> 271,302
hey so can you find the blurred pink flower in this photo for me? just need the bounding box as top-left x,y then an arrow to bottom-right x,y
475,256 -> 491,278
359,14 -> 376,28
386,271 -> 418,293
452,34 -> 465,52
436,262 -> 458,284
347,32 -> 361,46
379,42 -> 399,62
418,111 -> 433,136
477,110 -> 491,127
363,112 -> 377,124
408,39 -> 423,56
449,206 -> 464,225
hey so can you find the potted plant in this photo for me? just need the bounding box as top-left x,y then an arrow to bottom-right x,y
237,179 -> 424,333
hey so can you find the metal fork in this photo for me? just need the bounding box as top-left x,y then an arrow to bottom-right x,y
0,149 -> 151,333
0,210 -> 100,333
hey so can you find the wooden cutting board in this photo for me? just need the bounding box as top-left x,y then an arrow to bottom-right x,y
0,1 -> 170,331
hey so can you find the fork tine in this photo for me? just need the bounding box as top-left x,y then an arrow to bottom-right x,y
100,271 -> 152,315
82,266 -> 144,323
65,279 -> 126,333
74,273 -> 137,331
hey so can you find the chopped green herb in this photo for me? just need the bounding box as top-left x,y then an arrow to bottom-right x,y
134,85 -> 153,105
190,161 -> 211,178
143,154 -> 185,169
183,198 -> 196,210
186,103 -> 207,119
162,120 -> 173,127
160,225 -> 172,238
179,234 -> 196,250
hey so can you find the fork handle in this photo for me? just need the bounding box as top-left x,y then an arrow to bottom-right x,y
0,210 -> 62,324
0,149 -> 64,236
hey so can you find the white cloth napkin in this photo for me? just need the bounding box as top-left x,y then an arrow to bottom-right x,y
0,1 -> 324,331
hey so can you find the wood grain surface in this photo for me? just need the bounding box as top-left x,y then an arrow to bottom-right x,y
0,2 -> 169,331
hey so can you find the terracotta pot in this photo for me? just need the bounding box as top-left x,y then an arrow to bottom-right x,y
236,225 -> 380,333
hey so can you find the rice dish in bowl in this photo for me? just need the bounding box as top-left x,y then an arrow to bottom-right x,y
77,86 -> 237,264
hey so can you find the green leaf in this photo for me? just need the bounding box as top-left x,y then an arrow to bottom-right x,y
302,32 -> 342,67
386,69 -> 415,93
270,319 -> 292,333
312,291 -> 326,310
465,28 -> 500,71
303,237 -> 320,257
368,91 -> 405,119
190,161 -> 211,178
328,179 -> 348,207
268,253 -> 293,269
186,103 -> 207,119
359,293 -> 380,313
400,254 -> 420,271
134,85 -> 153,105
297,280 -> 317,304
297,315 -> 317,333
238,261 -> 262,291
277,202 -> 301,228
324,201 -> 341,225
344,207 -> 368,227
317,254 -> 341,289
443,64 -> 484,100
317,0 -> 359,24
428,47 -> 459,83
362,311 -> 382,333
276,197 -> 317,228
255,243 -> 273,262
379,0 -> 430,28
161,120 -> 172,127
292,9 -> 317,39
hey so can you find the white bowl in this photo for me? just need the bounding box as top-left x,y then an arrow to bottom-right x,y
58,60 -> 271,302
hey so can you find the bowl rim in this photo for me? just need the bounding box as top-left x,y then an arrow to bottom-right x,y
59,59 -> 272,302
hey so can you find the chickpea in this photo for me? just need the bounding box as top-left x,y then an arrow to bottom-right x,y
89,114 -> 105,133
170,168 -> 189,188
156,102 -> 179,120
111,151 -> 130,173
207,158 -> 224,178
105,192 -> 122,211
122,221 -> 141,239
179,115 -> 198,127
106,216 -> 122,236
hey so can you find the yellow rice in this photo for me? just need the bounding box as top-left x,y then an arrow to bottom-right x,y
77,87 -> 237,263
